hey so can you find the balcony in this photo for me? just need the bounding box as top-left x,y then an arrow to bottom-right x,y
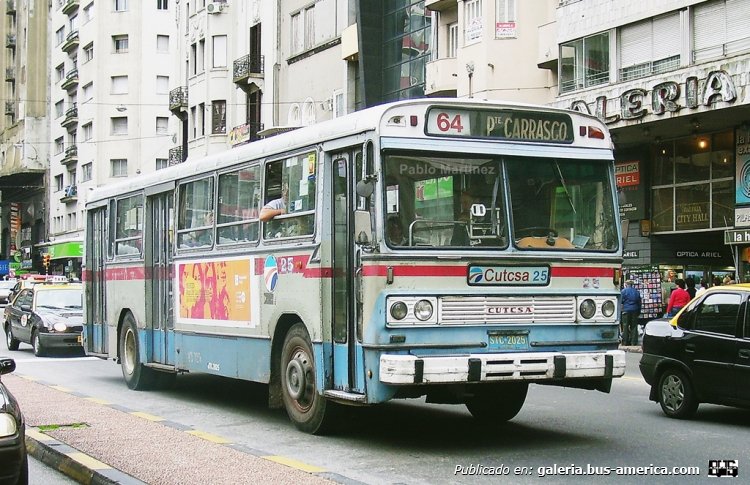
5,67 -> 14,82
425,0 -> 457,12
61,105 -> 78,131
4,100 -> 16,116
424,57 -> 458,96
168,146 -> 184,165
169,86 -> 188,113
61,144 -> 78,166
229,122 -> 263,146
233,54 -> 264,84
61,0 -> 79,15
61,30 -> 79,54
61,185 -> 78,203
60,68 -> 78,92
6,0 -> 15,15
6,33 -> 15,48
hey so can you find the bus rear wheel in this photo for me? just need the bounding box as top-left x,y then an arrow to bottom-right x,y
120,313 -> 157,390
280,323 -> 335,434
465,383 -> 528,423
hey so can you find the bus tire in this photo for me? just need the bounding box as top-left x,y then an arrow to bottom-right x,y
120,313 -> 156,390
280,323 -> 335,434
465,383 -> 528,423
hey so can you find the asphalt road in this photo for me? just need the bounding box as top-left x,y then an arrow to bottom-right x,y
4,344 -> 749,484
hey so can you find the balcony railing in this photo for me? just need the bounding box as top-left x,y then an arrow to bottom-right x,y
62,0 -> 79,15
233,54 -> 264,83
169,86 -> 188,112
61,185 -> 78,203
4,100 -> 16,116
6,33 -> 16,48
6,0 -> 16,14
5,67 -> 14,81
61,30 -> 79,53
61,105 -> 78,130
61,144 -> 78,166
61,68 -> 79,91
168,146 -> 184,165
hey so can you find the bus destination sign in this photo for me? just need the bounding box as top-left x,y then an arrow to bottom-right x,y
426,107 -> 574,143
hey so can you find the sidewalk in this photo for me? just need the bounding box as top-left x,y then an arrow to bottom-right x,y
4,374 -> 348,485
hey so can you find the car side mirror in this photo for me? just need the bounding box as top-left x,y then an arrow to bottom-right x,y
0,358 -> 16,376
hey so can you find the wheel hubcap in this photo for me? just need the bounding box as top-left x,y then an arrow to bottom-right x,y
662,375 -> 684,412
124,329 -> 136,375
285,348 -> 313,411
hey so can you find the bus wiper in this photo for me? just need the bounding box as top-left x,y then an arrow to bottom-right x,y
554,160 -> 576,215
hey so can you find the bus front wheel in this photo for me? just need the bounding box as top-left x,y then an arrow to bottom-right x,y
465,383 -> 528,423
120,313 -> 157,390
280,323 -> 335,434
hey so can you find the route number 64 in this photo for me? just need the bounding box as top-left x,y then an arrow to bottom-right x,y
429,110 -> 471,136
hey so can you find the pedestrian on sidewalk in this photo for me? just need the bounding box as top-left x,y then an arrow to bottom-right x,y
621,279 -> 641,346
666,278 -> 690,317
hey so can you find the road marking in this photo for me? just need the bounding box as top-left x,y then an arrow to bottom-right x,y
263,455 -> 326,473
186,430 -> 231,444
50,385 -> 73,393
130,411 -> 165,422
67,452 -> 112,470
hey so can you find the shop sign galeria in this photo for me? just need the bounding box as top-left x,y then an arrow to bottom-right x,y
567,70 -> 737,123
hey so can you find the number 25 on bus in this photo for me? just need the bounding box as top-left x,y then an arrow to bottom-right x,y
84,99 -> 625,434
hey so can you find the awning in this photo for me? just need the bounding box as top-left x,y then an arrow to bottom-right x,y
45,240 -> 84,260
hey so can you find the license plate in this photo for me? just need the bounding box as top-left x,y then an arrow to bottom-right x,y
488,334 -> 529,350
77,335 -> 82,344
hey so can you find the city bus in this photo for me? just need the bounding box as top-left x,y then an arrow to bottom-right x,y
83,98 -> 625,434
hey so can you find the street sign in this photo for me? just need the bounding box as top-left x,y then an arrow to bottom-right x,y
724,228 -> 750,244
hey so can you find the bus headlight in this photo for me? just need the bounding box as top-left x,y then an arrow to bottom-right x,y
579,299 -> 596,319
390,301 -> 408,320
414,300 -> 433,321
601,300 -> 616,317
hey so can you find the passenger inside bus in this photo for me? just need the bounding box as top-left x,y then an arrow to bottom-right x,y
259,183 -> 288,221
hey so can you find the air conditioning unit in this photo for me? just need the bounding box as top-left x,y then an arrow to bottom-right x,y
206,2 -> 224,14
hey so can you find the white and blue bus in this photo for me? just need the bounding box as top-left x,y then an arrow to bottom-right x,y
84,99 -> 626,433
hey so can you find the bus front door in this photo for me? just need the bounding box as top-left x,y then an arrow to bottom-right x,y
87,207 -> 108,355
331,150 -> 364,394
146,190 -> 174,365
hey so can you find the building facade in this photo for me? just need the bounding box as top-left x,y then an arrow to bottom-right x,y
0,0 -> 49,277
47,0 -> 179,278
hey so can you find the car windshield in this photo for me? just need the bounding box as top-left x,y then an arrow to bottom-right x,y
35,289 -> 82,309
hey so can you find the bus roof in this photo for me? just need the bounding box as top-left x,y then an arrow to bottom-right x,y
86,98 -> 608,206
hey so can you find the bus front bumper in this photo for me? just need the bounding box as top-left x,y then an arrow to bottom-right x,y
379,350 -> 626,385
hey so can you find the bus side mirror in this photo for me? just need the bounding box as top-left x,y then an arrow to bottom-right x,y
354,210 -> 372,245
356,179 -> 374,198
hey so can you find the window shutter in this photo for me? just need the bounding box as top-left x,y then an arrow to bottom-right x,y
725,0 -> 750,54
619,20 -> 651,68
693,0 -> 725,61
652,12 -> 680,59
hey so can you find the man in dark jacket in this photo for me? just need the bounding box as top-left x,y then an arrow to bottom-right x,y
621,280 -> 642,346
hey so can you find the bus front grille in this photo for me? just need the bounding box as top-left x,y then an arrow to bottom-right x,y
439,296 -> 576,324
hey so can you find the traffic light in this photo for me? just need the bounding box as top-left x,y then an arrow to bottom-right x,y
43,254 -> 50,267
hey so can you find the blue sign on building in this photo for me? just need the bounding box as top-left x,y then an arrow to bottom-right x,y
0,260 -> 9,275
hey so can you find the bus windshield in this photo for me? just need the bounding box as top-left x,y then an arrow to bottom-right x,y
383,153 -> 618,251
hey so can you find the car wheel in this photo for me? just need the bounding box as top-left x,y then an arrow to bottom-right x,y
465,383 -> 528,423
280,323 -> 337,434
119,312 -> 157,390
5,323 -> 19,351
658,368 -> 698,419
31,330 -> 45,357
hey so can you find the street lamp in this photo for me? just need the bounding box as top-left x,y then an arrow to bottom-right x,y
13,142 -> 38,161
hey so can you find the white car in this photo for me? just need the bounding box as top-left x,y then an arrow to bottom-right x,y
0,280 -> 17,305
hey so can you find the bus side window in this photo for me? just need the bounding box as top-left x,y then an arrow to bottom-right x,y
217,165 -> 260,245
177,177 -> 215,249
262,152 -> 316,239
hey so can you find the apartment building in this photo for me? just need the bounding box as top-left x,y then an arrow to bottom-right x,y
0,0 -> 48,277
47,0 -> 179,278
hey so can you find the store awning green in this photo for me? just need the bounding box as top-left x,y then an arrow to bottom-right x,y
48,241 -> 83,259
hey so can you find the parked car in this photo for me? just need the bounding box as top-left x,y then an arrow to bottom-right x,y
0,357 -> 27,485
4,283 -> 83,357
0,281 -> 16,306
640,284 -> 750,419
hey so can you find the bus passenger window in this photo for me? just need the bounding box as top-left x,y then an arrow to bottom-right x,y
262,152 -> 316,239
177,177 -> 215,249
217,166 -> 260,245
113,195 -> 143,257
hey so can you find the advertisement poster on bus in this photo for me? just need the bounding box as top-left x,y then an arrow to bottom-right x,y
177,257 -> 258,327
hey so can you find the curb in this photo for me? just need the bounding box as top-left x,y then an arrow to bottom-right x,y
25,427 -> 147,485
